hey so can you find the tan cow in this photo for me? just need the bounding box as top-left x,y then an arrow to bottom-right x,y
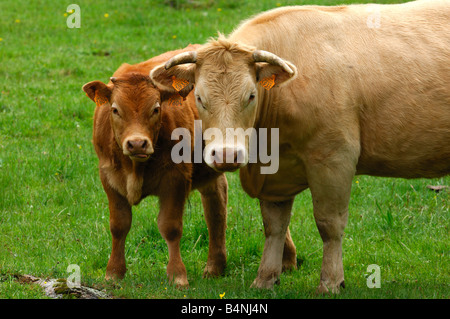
82,45 -> 228,288
151,0 -> 450,293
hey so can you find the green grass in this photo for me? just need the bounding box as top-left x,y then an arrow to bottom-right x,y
0,0 -> 448,299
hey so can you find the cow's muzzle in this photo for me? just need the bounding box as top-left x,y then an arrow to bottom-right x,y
206,146 -> 246,172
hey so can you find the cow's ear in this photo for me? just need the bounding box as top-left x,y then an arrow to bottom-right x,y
150,64 -> 196,98
255,60 -> 297,89
82,81 -> 112,106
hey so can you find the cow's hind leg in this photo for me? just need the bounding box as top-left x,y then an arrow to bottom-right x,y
198,174 -> 228,277
251,198 -> 294,289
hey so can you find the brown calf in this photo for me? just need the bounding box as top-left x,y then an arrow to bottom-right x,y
82,45 -> 228,287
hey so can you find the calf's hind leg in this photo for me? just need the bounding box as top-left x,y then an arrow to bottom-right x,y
198,173 -> 228,277
282,226 -> 297,272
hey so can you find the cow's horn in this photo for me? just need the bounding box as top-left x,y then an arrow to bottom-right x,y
253,50 -> 294,75
164,51 -> 198,70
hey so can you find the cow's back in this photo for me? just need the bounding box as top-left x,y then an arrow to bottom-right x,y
230,0 -> 450,179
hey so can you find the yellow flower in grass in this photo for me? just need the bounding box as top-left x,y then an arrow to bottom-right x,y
15,19 -> 20,23
219,292 -> 225,299
104,13 -> 109,18
64,9 -> 74,17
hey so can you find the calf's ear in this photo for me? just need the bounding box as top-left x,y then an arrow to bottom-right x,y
82,81 -> 112,106
150,63 -> 196,98
255,60 -> 297,90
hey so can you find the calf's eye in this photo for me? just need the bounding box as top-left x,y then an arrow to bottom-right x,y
153,102 -> 160,115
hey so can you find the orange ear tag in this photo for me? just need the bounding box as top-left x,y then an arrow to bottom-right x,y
171,76 -> 190,92
94,91 -> 109,107
259,74 -> 276,90
168,93 -> 183,107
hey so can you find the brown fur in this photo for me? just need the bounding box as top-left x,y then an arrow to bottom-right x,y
151,0 -> 450,293
82,44 -> 228,287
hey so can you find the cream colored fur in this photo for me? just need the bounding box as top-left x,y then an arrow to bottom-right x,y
151,0 -> 450,293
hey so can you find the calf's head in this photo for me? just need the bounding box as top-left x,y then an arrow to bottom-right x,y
83,74 -> 162,162
151,37 -> 297,172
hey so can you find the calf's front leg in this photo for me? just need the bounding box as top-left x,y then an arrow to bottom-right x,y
101,178 -> 132,280
158,182 -> 189,288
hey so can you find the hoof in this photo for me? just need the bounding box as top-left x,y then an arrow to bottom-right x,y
105,270 -> 125,281
281,262 -> 297,273
250,276 -> 280,289
316,280 -> 345,295
173,277 -> 189,289
203,262 -> 226,278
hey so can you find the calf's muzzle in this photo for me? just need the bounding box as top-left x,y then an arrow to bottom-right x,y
123,136 -> 153,161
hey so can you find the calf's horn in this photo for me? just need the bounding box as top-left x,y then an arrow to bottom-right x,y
253,50 -> 294,75
165,51 -> 198,70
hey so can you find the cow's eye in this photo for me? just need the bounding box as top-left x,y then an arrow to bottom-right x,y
112,107 -> 119,116
196,96 -> 206,109
249,93 -> 256,102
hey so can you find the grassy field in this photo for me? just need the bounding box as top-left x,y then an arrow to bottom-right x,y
0,0 -> 448,299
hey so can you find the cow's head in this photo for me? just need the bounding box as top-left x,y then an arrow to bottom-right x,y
83,74 -> 162,162
151,37 -> 297,172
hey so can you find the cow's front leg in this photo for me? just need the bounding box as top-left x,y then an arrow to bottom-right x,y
198,173 -> 228,278
158,184 -> 189,288
251,198 -> 294,289
102,178 -> 132,280
308,162 -> 354,294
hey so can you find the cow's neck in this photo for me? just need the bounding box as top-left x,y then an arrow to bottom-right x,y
239,89 -> 280,198
254,89 -> 280,129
